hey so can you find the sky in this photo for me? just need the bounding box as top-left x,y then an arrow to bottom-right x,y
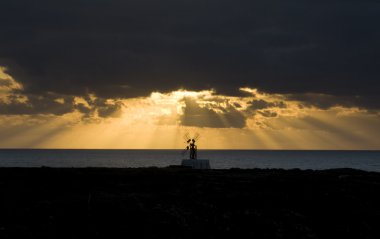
0,0 -> 379,149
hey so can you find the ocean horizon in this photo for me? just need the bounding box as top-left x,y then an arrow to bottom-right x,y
0,149 -> 379,172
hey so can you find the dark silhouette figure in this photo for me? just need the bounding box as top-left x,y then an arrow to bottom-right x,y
189,139 -> 197,159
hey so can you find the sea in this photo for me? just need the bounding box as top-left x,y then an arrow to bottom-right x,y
0,149 -> 380,172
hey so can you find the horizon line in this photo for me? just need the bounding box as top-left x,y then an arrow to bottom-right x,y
0,148 -> 379,151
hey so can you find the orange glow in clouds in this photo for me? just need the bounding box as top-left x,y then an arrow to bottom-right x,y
0,67 -> 379,149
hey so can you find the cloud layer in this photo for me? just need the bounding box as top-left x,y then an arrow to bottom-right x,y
0,0 -> 379,110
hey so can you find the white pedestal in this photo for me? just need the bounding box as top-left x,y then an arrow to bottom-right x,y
181,159 -> 211,169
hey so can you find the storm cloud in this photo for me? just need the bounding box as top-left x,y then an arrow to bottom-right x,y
1,0 -> 379,109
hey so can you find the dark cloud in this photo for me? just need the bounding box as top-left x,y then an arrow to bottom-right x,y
1,0 -> 379,109
0,79 -> 14,87
287,93 -> 380,110
96,101 -> 123,118
76,103 -> 92,115
233,102 -> 242,108
81,97 -> 124,118
180,98 -> 246,128
0,94 -> 75,116
247,99 -> 287,111
244,99 -> 285,118
0,93 -> 123,118
258,110 -> 278,118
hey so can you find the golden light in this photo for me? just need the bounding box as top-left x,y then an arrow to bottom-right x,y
0,68 -> 379,149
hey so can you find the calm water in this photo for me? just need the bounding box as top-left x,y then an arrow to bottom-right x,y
0,149 -> 380,172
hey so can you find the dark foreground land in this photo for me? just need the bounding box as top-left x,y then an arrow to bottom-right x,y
1,167 -> 380,238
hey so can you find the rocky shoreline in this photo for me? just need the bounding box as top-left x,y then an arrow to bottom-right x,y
0,167 -> 379,238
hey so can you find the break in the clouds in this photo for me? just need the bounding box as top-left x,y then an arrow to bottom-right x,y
0,0 -> 379,110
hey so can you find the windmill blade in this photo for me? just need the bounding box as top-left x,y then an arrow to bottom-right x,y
193,132 -> 201,141
183,132 -> 190,142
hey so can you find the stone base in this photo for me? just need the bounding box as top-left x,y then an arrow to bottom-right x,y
181,159 -> 211,169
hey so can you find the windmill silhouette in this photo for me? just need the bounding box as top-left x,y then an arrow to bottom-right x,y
182,132 -> 200,159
